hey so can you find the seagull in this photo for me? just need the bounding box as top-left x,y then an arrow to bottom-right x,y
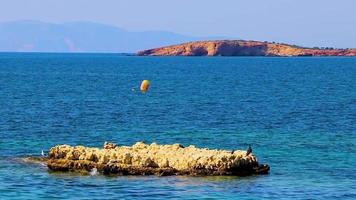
246,145 -> 252,156
41,150 -> 45,157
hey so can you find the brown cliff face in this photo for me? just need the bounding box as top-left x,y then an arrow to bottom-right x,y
137,40 -> 356,56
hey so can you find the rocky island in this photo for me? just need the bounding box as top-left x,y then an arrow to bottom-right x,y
30,142 -> 270,176
137,40 -> 356,56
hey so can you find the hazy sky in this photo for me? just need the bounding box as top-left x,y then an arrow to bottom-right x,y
1,0 -> 355,48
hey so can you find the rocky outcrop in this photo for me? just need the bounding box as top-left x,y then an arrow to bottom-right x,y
137,40 -> 356,56
46,142 -> 269,176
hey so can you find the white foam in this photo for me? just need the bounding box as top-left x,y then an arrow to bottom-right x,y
89,168 -> 99,176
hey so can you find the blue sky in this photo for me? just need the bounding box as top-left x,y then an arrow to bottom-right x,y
1,0 -> 355,48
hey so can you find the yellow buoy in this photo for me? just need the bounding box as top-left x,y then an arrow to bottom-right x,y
140,80 -> 150,92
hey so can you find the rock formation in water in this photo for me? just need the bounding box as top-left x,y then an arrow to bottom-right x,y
137,40 -> 356,56
46,142 -> 269,176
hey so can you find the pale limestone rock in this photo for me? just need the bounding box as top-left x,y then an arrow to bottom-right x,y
47,142 -> 269,176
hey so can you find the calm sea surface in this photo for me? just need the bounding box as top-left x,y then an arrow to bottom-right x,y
0,53 -> 355,199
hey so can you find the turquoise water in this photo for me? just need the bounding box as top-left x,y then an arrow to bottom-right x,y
0,53 -> 355,199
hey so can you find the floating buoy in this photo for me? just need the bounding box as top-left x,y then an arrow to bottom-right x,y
140,80 -> 150,92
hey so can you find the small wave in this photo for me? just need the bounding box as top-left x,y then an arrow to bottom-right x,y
90,168 -> 99,176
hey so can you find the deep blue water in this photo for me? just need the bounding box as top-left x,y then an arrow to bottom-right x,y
0,53 -> 355,199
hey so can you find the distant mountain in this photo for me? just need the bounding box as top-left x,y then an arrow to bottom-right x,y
0,20 -> 219,53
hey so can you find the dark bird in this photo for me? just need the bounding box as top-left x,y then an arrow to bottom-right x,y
246,145 -> 252,156
231,150 -> 235,154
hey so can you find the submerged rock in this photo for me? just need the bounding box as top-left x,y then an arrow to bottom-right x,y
21,156 -> 48,164
46,142 -> 269,176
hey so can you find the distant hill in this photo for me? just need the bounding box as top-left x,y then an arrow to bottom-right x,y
138,40 -> 356,56
0,20 -> 218,53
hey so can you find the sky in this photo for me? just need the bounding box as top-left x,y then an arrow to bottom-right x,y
0,0 -> 355,48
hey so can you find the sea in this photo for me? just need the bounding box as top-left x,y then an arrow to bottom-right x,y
0,53 -> 355,199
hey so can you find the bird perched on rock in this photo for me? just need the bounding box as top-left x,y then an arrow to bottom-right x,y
41,150 -> 45,157
104,142 -> 118,149
246,145 -> 252,156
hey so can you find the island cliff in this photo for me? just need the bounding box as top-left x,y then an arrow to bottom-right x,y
137,40 -> 356,56
33,142 -> 269,176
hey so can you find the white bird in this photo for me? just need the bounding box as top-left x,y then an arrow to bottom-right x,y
41,150 -> 45,157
